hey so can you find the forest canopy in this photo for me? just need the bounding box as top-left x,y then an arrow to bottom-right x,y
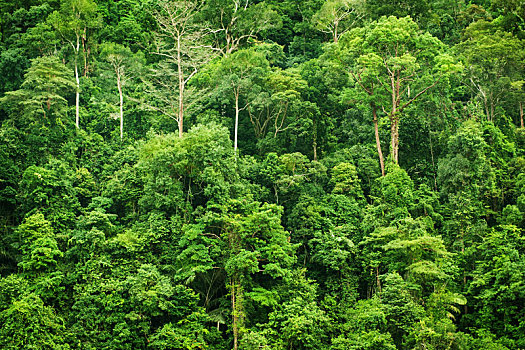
0,0 -> 524,349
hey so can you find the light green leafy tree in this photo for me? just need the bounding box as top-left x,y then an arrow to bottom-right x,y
336,15 -> 461,167
200,46 -> 270,156
48,0 -> 100,128
457,21 -> 525,122
99,42 -> 144,140
0,56 -> 75,125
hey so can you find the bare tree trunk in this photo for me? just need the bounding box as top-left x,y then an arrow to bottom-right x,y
394,117 -> 400,163
372,103 -> 385,176
226,32 -> 233,56
75,36 -> 80,129
313,118 -> 318,161
117,73 -> 123,140
234,88 -> 239,158
390,117 -> 396,163
177,36 -> 184,138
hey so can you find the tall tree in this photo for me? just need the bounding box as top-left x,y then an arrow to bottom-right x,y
148,0 -> 215,137
202,0 -> 282,56
48,0 -> 99,129
99,43 -> 141,140
458,21 -> 525,122
179,199 -> 295,350
312,0 -> 365,43
337,16 -> 459,166
202,47 -> 269,157
0,56 -> 75,125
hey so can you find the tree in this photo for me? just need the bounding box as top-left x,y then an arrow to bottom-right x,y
468,225 -> 525,347
247,67 -> 316,154
17,161 -> 81,231
177,198 -> 295,349
458,21 -> 525,122
366,0 -> 431,23
311,0 -> 365,43
148,0 -> 215,137
16,213 -> 63,274
202,47 -> 269,157
0,292 -> 69,349
331,297 -> 396,350
0,56 -> 75,125
202,0 -> 282,56
99,43 -> 141,140
337,16 -> 460,167
48,0 -> 100,128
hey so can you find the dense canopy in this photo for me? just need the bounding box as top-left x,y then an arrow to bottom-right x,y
0,0 -> 524,349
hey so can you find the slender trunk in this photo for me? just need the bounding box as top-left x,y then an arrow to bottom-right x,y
230,275 -> 244,350
313,118 -> 318,161
228,225 -> 244,350
234,88 -> 239,158
313,142 -> 318,161
390,117 -> 396,163
117,73 -> 123,140
177,35 -> 184,138
226,32 -> 232,56
389,115 -> 400,163
394,118 -> 399,163
75,36 -> 80,129
372,103 -> 385,176
519,101 -> 524,127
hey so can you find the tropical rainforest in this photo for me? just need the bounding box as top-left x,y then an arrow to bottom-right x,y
0,0 -> 524,349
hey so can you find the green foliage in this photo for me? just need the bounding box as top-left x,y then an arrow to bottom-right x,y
1,56 -> 75,124
17,213 -> 63,273
0,1 -> 524,348
457,21 -> 525,122
467,225 -> 525,346
0,293 -> 70,350
18,160 -> 81,231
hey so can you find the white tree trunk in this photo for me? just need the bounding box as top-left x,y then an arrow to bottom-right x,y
234,89 -> 239,158
75,36 -> 80,128
177,35 -> 184,138
117,73 -> 123,140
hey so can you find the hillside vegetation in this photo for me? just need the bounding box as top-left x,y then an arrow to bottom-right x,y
0,0 -> 524,349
